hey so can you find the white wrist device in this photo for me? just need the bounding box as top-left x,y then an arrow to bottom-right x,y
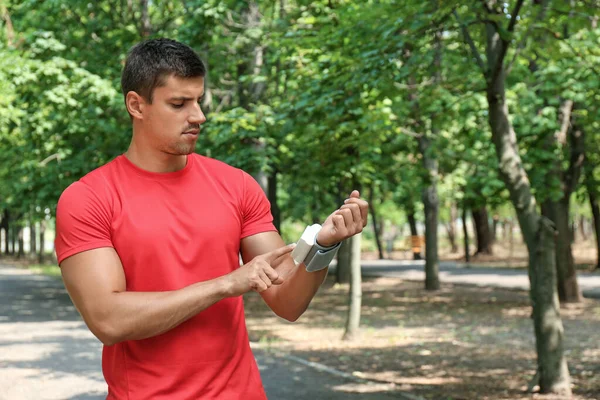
291,224 -> 341,272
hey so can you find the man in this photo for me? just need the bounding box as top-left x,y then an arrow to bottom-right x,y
55,38 -> 368,399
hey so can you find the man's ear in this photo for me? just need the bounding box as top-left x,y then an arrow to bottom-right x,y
125,91 -> 146,120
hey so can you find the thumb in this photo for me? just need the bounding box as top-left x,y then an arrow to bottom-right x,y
349,190 -> 360,199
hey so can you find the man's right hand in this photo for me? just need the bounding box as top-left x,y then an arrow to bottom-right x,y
225,243 -> 295,296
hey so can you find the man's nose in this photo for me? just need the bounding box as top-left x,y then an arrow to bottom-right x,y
189,102 -> 206,125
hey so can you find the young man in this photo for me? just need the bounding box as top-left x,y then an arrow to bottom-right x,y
55,38 -> 368,399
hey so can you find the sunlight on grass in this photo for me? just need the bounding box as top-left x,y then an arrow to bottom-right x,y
29,264 -> 61,278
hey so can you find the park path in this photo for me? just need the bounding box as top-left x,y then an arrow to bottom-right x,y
351,259 -> 600,299
0,263 -> 407,400
2,259 -> 597,399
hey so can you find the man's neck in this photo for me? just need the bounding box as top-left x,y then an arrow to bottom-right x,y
125,144 -> 187,173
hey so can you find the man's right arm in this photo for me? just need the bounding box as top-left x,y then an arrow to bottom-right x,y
60,244 -> 294,346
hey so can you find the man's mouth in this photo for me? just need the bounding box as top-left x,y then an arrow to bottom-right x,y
183,129 -> 200,135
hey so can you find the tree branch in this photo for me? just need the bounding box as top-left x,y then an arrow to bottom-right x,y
506,0 -> 550,75
555,100 -> 573,146
491,0 -> 525,84
453,10 -> 487,75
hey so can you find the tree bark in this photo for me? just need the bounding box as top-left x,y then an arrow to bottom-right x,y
1,209 -> 8,255
530,218 -> 571,394
492,214 -> 500,243
342,233 -> 362,340
462,202 -> 470,263
578,216 -> 587,241
586,176 -> 600,270
267,171 -> 280,232
368,189 -> 384,259
140,0 -> 151,38
542,200 -> 582,303
472,206 -> 493,255
29,218 -> 36,255
474,1 -> 571,392
446,202 -> 458,253
38,220 -> 46,264
336,238 -> 351,284
17,226 -> 24,259
406,206 -> 421,260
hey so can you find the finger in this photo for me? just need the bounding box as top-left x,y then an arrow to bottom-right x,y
332,214 -> 346,236
262,265 -> 281,285
344,197 -> 369,227
253,280 -> 268,293
337,208 -> 354,230
263,243 -> 296,263
257,269 -> 273,289
349,190 -> 360,199
271,250 -> 292,268
340,203 -> 362,229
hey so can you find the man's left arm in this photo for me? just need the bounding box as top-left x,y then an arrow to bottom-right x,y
240,190 -> 368,321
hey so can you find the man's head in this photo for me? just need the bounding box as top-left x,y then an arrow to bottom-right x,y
121,38 -> 207,156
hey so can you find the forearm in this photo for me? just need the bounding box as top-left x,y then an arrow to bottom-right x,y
89,276 -> 231,345
267,262 -> 329,321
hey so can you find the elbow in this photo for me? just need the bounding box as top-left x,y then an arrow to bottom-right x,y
276,306 -> 306,322
88,317 -> 124,346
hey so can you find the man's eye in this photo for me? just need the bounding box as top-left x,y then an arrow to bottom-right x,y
171,103 -> 184,109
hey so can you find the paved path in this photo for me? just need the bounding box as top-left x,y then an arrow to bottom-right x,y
0,264 -> 406,400
351,260 -> 600,299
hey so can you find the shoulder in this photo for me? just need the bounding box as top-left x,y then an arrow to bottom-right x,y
192,154 -> 245,177
57,158 -> 120,212
192,154 -> 252,186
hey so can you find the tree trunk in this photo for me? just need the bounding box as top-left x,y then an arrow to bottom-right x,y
462,202 -> 470,263
29,218 -> 36,255
17,226 -> 24,259
38,220 -> 46,264
416,29 -> 442,291
472,206 -> 493,255
267,171 -> 280,232
587,179 -> 600,270
342,233 -> 362,341
1,209 -> 8,255
579,216 -> 587,241
368,189 -> 384,259
530,218 -> 571,394
479,2 -> 571,392
336,238 -> 351,284
140,0 -> 151,38
492,214 -> 500,243
542,200 -> 582,303
446,202 -> 458,253
419,147 -> 440,290
406,206 -> 421,260
10,223 -> 16,255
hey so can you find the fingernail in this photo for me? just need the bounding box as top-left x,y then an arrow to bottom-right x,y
344,198 -> 349,203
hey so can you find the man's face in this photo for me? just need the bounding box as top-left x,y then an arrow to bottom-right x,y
141,75 -> 206,156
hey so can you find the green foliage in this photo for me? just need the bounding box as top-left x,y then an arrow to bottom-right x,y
0,0 -> 598,236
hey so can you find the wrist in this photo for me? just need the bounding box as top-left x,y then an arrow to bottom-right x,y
315,232 -> 337,248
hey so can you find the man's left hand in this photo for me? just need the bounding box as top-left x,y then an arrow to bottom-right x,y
316,190 -> 369,247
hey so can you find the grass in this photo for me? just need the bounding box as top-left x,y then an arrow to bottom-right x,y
28,263 -> 61,277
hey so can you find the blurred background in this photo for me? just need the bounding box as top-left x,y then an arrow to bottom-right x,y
0,1 -> 599,399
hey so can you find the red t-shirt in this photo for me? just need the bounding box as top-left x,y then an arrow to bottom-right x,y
54,153 -> 276,400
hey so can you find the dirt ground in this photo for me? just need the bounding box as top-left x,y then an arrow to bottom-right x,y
244,276 -> 600,400
364,238 -> 598,271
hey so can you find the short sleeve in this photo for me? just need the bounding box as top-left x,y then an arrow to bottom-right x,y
240,172 -> 277,238
54,181 -> 114,264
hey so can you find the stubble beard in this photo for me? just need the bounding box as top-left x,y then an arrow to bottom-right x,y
166,141 -> 196,156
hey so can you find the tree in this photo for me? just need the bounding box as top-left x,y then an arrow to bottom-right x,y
454,0 -> 571,394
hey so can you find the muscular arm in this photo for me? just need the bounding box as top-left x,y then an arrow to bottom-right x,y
60,244 -> 293,346
241,232 -> 328,322
243,191 -> 369,322
60,247 -> 231,346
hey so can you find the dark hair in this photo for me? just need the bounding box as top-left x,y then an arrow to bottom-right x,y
121,38 -> 206,103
